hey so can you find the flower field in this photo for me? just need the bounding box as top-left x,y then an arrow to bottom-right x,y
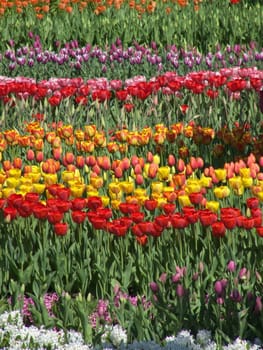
0,0 -> 263,349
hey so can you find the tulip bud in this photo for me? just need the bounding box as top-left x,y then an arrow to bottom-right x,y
149,282 -> 159,293
227,260 -> 236,272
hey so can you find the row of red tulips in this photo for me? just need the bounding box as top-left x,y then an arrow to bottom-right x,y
1,191 -> 262,241
0,67 -> 262,106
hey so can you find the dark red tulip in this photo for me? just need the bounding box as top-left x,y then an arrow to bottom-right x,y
25,192 -> 39,203
47,210 -> 64,224
246,197 -> 259,209
32,203 -> 49,220
71,210 -> 86,224
86,196 -> 102,211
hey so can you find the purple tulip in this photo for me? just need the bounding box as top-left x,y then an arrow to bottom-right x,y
176,284 -> 185,297
227,260 -> 236,272
149,282 -> 159,293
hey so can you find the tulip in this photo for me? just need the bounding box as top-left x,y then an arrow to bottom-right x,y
47,210 -> 64,224
71,210 -> 86,224
227,260 -> 236,272
54,222 -> 68,236
176,284 -> 185,298
149,282 -> 159,293
211,221 -> 226,237
178,195 -> 191,207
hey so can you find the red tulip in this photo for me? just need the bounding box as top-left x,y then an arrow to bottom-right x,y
154,215 -> 170,228
7,193 -> 23,208
71,210 -> 86,224
129,211 -> 145,223
246,197 -> 259,209
170,214 -> 188,229
32,203 -> 49,220
144,199 -> 158,211
256,226 -> 263,237
220,215 -> 236,230
119,203 -> 140,215
54,222 -> 68,236
48,95 -> 62,106
136,235 -> 148,245
211,221 -> 226,238
86,196 -> 102,211
189,192 -> 203,205
71,198 -> 86,211
3,206 -> 18,221
242,217 -> 255,230
17,200 -> 33,218
47,210 -> 64,224
162,203 -> 176,215
199,210 -> 218,226
25,192 -> 39,203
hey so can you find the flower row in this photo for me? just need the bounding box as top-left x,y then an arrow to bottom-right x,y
2,36 -> 263,78
0,66 -> 262,107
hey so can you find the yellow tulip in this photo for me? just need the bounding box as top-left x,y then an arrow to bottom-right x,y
109,190 -> 123,200
242,177 -> 253,188
257,191 -> 263,201
2,187 -> 16,198
62,170 -> 75,183
186,179 -> 201,194
178,195 -> 191,207
206,201 -> 220,213
134,188 -> 147,197
214,168 -> 227,182
151,181 -> 163,194
200,175 -> 212,188
25,172 -> 41,183
70,183 -> 86,198
153,154 -> 160,165
119,181 -> 134,194
111,199 -> 121,210
157,197 -> 167,208
239,168 -> 251,178
101,195 -> 110,207
157,166 -> 170,181
43,173 -> 58,185
228,176 -> 242,190
233,186 -> 244,196
32,183 -> 46,195
18,184 -> 33,195
5,177 -> 20,188
8,168 -> 21,178
87,190 -> 99,197
214,186 -> 231,199
90,177 -> 104,189
109,182 -> 122,194
20,177 -> 32,185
